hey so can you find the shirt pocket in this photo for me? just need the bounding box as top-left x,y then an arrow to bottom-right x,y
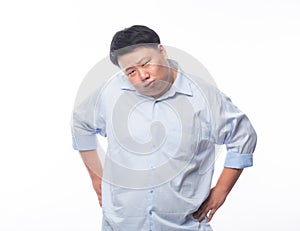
199,121 -> 211,141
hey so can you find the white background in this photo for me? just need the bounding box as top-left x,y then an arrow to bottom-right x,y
0,0 -> 299,230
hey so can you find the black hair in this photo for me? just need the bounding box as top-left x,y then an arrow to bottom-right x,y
110,25 -> 161,66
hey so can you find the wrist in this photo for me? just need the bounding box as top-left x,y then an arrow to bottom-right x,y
212,185 -> 231,196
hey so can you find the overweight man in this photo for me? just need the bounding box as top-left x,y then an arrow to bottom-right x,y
71,25 -> 257,230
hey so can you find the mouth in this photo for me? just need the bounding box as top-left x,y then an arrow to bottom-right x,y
144,80 -> 155,88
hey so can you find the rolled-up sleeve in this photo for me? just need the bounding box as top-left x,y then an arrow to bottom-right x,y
71,90 -> 106,151
211,90 -> 257,169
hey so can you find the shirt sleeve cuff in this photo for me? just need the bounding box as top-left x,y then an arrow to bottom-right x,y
224,152 -> 253,169
72,135 -> 98,151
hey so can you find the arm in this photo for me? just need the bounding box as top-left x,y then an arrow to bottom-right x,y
194,88 -> 257,222
71,89 -> 106,207
193,167 -> 243,222
80,149 -> 103,207
194,88 -> 257,221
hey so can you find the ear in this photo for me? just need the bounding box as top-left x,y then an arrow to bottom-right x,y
158,44 -> 168,59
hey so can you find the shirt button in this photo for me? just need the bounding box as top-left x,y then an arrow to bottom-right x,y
149,210 -> 152,215
150,189 -> 153,193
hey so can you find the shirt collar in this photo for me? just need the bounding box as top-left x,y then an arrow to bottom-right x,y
171,64 -> 193,97
120,74 -> 136,91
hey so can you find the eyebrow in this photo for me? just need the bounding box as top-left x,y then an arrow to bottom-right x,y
124,57 -> 150,72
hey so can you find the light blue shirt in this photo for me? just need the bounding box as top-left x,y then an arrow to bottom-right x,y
71,62 -> 257,231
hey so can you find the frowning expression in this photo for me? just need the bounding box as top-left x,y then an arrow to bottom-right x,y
118,45 -> 176,98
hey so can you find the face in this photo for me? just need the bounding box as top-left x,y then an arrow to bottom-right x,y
118,45 -> 176,98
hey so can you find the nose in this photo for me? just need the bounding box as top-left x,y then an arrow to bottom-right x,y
138,68 -> 150,81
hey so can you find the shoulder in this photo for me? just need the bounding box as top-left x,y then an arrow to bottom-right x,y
183,72 -> 222,104
74,72 -> 125,110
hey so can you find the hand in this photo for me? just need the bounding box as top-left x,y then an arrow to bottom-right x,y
193,187 -> 227,222
91,176 -> 102,207
80,150 -> 103,208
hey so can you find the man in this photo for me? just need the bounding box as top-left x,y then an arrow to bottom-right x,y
71,25 -> 257,230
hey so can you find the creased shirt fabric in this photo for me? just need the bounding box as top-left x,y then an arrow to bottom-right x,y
71,62 -> 257,231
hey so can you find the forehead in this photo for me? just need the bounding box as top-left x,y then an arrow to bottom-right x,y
118,46 -> 159,70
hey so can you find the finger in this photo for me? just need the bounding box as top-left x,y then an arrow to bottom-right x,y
194,204 -> 207,218
98,193 -> 102,207
206,209 -> 216,222
193,209 -> 204,220
198,212 -> 207,222
198,208 -> 210,222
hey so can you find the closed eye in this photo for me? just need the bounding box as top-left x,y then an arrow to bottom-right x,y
142,60 -> 150,67
127,69 -> 136,77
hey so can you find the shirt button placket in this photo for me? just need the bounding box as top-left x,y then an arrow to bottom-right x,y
148,185 -> 154,230
149,99 -> 156,231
